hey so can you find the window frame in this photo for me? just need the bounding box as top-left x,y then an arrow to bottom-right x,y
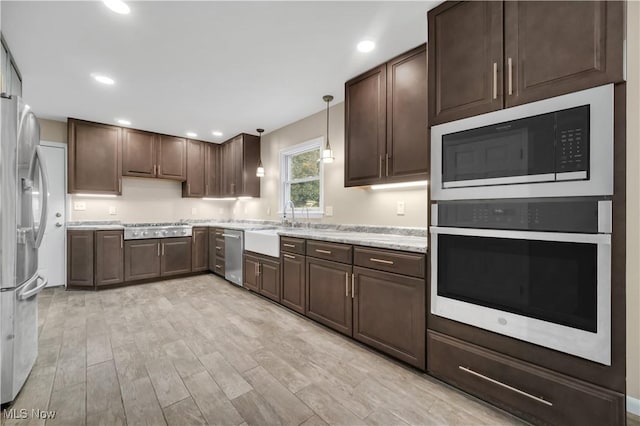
279,137 -> 324,218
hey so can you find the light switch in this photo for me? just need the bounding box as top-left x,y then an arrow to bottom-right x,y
108,206 -> 117,215
397,201 -> 405,215
73,201 -> 86,211
325,206 -> 333,216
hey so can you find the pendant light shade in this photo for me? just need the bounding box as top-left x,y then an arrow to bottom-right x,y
321,95 -> 335,163
256,128 -> 265,177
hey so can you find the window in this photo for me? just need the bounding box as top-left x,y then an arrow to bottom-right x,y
280,137 -> 323,217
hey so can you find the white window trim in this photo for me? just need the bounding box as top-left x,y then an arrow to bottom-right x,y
279,136 -> 324,219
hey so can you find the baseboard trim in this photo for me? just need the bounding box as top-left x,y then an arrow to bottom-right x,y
628,395 -> 640,416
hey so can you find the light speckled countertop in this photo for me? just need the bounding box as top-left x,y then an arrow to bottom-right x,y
66,221 -> 124,230
187,222 -> 276,231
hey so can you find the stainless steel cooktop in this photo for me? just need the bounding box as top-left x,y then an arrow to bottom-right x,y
123,223 -> 192,240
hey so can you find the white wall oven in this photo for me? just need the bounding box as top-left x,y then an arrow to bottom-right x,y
430,85 -> 615,366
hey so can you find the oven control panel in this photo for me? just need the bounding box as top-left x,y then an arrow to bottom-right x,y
437,198 -> 605,233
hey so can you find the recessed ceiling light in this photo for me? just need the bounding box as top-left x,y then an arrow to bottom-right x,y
212,131 -> 223,137
116,119 -> 131,126
186,132 -> 198,138
357,40 -> 376,53
92,74 -> 115,85
103,0 -> 130,14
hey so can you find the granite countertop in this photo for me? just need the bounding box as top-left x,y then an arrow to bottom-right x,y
276,228 -> 428,253
188,221 -> 277,231
66,221 -> 124,230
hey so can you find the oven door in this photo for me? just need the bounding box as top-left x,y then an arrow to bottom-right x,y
430,226 -> 611,365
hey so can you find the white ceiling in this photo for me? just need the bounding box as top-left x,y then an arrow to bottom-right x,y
2,1 -> 439,142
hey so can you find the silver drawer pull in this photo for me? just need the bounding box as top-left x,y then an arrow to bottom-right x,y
315,249 -> 332,254
458,366 -> 553,407
215,265 -> 221,269
345,272 -> 349,297
370,258 -> 394,265
283,254 -> 296,259
216,246 -> 222,250
283,243 -> 296,248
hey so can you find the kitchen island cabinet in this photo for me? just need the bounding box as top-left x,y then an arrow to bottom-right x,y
94,230 -> 124,287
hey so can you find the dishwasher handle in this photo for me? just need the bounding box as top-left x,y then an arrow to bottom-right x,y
222,233 -> 241,239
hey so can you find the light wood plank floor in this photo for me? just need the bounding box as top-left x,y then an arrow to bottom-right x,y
4,274 -> 530,426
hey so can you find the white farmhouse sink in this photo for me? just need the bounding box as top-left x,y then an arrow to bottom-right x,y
244,229 -> 281,257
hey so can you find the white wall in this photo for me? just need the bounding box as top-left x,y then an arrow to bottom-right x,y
232,101 -> 428,227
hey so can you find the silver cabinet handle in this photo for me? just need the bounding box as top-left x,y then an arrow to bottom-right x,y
162,243 -> 165,256
121,234 -> 123,249
351,273 -> 355,299
458,366 -> 553,407
157,243 -> 160,256
379,155 -> 383,178
153,164 -> 157,175
492,62 -> 498,100
315,249 -> 332,254
283,243 -> 296,248
283,254 -> 296,259
215,265 -> 221,269
216,246 -> 222,250
385,153 -> 389,177
345,272 -> 349,297
370,257 -> 394,265
508,57 -> 513,96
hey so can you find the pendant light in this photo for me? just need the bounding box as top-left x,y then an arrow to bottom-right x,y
320,95 -> 335,163
256,128 -> 265,177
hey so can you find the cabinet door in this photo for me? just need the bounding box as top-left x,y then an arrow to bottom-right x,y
160,237 -> 192,276
220,142 -> 234,197
184,140 -> 206,197
68,119 -> 122,194
191,227 -> 209,272
353,267 -> 425,369
345,64 -> 386,187
232,136 -> 244,195
157,135 -> 187,181
504,1 -> 624,108
122,129 -> 157,177
208,228 -> 217,271
205,143 -> 220,197
124,239 -> 160,281
387,44 -> 428,182
95,231 -> 124,287
67,230 -> 94,288
259,257 -> 280,302
281,252 -> 305,314
240,134 -> 261,198
428,1 -> 504,125
243,253 -> 260,292
306,257 -> 353,336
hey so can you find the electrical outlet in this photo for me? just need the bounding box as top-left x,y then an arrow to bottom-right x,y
397,201 -> 405,216
325,206 -> 333,216
73,201 -> 86,211
191,207 -> 197,216
108,206 -> 117,215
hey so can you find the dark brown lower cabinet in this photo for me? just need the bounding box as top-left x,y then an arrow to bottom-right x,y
191,227 -> 209,272
160,238 -> 192,276
95,230 -> 124,287
124,239 -> 161,281
306,257 -> 353,336
67,230 -> 94,288
280,251 -> 306,314
209,228 -> 225,276
243,252 -> 280,303
427,331 -> 625,426
353,267 -> 425,369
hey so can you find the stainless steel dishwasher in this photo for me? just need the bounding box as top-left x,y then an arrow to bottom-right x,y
223,229 -> 243,286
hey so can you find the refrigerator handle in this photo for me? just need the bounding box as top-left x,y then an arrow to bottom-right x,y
31,146 -> 49,248
17,274 -> 48,300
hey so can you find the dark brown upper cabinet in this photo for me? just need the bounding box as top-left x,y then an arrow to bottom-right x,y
95,230 -> 124,287
205,142 -> 221,197
122,130 -> 186,182
122,128 -> 157,178
503,1 -> 624,108
183,140 -> 206,198
68,119 -> 122,195
345,44 -> 427,187
428,1 -> 624,126
220,134 -> 260,197
157,135 -> 187,181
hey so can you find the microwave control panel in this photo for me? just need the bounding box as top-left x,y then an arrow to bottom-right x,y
555,105 -> 589,174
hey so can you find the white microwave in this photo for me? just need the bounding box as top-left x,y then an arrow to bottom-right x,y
430,84 -> 614,201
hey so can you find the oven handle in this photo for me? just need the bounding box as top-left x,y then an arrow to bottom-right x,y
429,226 -> 611,245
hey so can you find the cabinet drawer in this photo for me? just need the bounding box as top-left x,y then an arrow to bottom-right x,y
214,228 -> 225,238
215,238 -> 225,258
280,237 -> 305,255
354,246 -> 425,278
427,332 -> 625,426
307,240 -> 352,264
214,258 -> 225,276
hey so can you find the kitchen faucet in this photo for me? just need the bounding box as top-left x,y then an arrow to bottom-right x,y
284,200 -> 296,227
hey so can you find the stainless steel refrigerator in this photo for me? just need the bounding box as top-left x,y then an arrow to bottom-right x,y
1,94 -> 49,404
